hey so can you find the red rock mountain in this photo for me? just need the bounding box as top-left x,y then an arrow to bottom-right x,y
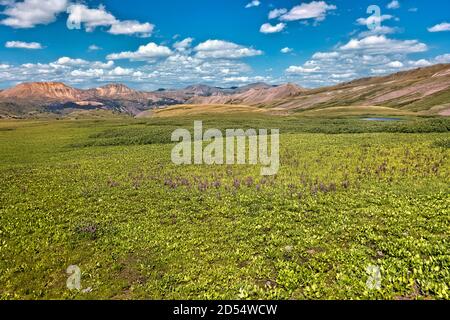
91,84 -> 141,98
0,82 -> 83,101
0,82 -> 152,101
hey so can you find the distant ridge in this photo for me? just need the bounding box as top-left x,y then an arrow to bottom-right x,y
188,83 -> 304,105
0,82 -> 82,101
0,63 -> 449,117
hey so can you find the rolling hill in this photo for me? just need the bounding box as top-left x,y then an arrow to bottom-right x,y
0,63 -> 449,118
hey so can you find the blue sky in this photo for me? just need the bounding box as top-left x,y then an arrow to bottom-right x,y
0,0 -> 449,90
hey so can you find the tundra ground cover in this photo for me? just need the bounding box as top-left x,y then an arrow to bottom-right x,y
0,115 -> 449,299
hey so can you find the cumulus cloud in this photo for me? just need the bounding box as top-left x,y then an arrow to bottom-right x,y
88,44 -> 102,51
108,20 -> 154,37
135,54 -> 258,88
66,4 -> 116,31
312,51 -> 339,59
330,73 -> 355,79
281,30 -> 441,88
281,47 -> 293,54
358,26 -> 399,37
286,66 -> 320,74
387,1 -> 400,9
408,59 -> 431,67
268,8 -> 287,19
47,38 -> 265,88
0,0 -> 68,28
66,4 -> 154,37
434,54 -> 450,64
173,38 -> 194,52
340,35 -> 428,54
91,61 -> 115,69
0,56 -> 125,87
194,40 -> 263,59
5,41 -> 43,49
245,1 -> 260,8
428,22 -> 450,32
108,66 -> 133,76
223,76 -> 269,83
55,57 -> 88,66
260,22 -> 286,34
71,68 -> 104,78
356,14 -> 393,27
279,1 -> 336,22
107,43 -> 172,61
386,60 -> 404,68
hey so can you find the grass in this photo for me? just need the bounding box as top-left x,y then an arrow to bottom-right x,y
403,90 -> 450,112
295,106 -> 414,117
148,104 -> 268,118
0,114 -> 449,300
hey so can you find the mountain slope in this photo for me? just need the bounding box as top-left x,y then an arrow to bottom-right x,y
265,64 -> 450,114
0,63 -> 449,118
0,82 -> 83,101
189,83 -> 304,105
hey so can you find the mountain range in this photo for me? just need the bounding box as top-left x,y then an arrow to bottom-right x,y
0,63 -> 449,118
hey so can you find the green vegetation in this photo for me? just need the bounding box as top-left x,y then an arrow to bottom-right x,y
403,90 -> 450,112
0,115 -> 449,300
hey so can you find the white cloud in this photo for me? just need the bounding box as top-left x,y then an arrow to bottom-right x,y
428,22 -> 450,32
108,66 -> 133,76
387,1 -> 400,9
91,61 -> 115,69
260,22 -> 286,34
88,45 -> 102,51
173,38 -> 194,52
386,61 -> 404,68
340,35 -> 428,54
434,54 -> 450,64
286,66 -> 320,74
281,47 -> 293,54
331,73 -> 355,79
279,1 -> 336,22
66,4 -> 116,32
0,0 -> 68,28
66,4 -> 154,37
268,8 -> 287,19
108,20 -> 154,37
194,40 -> 263,59
55,57 -> 88,66
281,30 -> 441,88
312,51 -> 339,59
358,26 -> 399,37
408,59 -> 431,67
356,14 -> 393,27
5,41 -> 43,49
245,1 -> 260,8
370,68 -> 388,74
107,43 -> 172,61
0,56 -> 129,87
223,76 -> 268,83
71,68 -> 104,78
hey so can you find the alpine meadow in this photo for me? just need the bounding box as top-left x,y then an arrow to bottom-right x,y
0,0 -> 449,303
